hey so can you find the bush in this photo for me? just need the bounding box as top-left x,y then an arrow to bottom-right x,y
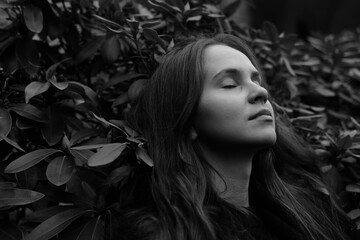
0,0 -> 359,239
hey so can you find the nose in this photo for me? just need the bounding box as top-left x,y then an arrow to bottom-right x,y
248,84 -> 269,104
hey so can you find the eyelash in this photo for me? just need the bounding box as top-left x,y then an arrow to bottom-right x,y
221,79 -> 262,89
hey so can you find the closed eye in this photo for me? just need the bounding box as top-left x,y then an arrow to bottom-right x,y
220,76 -> 238,89
222,85 -> 237,89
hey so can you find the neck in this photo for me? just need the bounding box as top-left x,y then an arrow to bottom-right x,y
198,142 -> 254,208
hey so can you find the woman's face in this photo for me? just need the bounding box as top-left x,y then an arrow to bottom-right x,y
193,44 -> 276,150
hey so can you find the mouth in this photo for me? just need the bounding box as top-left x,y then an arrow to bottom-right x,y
249,109 -> 272,120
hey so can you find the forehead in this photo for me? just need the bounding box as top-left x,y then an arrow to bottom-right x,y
202,44 -> 257,79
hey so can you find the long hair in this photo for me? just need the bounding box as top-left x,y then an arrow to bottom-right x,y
124,34 -> 350,240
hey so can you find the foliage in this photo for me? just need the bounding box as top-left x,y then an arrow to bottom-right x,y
0,0 -> 360,239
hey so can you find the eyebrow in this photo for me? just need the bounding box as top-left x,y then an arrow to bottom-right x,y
211,68 -> 261,82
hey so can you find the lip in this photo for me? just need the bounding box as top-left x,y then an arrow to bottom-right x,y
249,109 -> 272,120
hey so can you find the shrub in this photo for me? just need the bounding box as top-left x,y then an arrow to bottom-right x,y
0,0 -> 359,239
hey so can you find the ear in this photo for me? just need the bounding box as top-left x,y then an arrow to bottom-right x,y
190,126 -> 198,140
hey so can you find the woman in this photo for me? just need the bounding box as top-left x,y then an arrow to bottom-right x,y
121,34 -> 353,240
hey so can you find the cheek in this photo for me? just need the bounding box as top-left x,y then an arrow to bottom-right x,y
194,94 -> 247,137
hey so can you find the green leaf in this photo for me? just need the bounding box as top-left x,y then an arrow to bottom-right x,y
88,143 -> 126,166
25,208 -> 90,240
0,188 -> 44,207
10,103 -> 48,123
46,156 -> 75,186
0,107 -> 11,141
105,166 -> 133,185
25,81 -> 50,103
75,36 -> 105,64
5,149 -> 61,173
76,217 -> 104,240
23,4 -> 43,33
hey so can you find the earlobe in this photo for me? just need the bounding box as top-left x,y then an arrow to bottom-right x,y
190,127 -> 198,140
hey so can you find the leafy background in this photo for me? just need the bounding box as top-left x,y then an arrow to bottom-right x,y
0,0 -> 360,239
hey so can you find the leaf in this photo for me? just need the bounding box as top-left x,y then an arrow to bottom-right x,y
147,0 -> 182,15
46,156 -> 75,186
16,117 -> 36,130
281,56 -> 296,76
100,36 -> 120,63
314,86 -> 336,97
45,58 -> 69,82
0,132 -> 24,152
142,28 -> 167,51
104,73 -> 145,89
70,129 -> 101,146
23,4 -> 43,33
0,188 -> 44,207
15,166 -> 38,189
347,209 -> 360,220
68,81 -> 99,105
25,81 -> 50,103
10,103 -> 48,123
346,184 -> 360,193
338,135 -> 353,150
81,181 -> 96,201
15,38 -> 40,76
89,112 -> 122,131
88,143 -> 126,166
75,36 -> 105,64
71,143 -> 116,150
75,217 -> 104,240
41,107 -> 64,146
0,107 -> 12,141
49,78 -> 69,90
105,166 -> 134,185
0,182 -> 16,189
112,93 -> 128,107
127,79 -> 146,102
136,145 -> 153,167
263,21 -> 279,43
222,0 -> 242,16
25,208 -> 90,240
69,149 -> 94,164
5,149 -> 61,173
26,206 -> 74,223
